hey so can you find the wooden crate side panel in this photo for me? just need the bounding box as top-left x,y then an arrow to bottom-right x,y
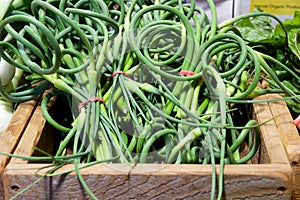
252,97 -> 290,165
266,94 -> 300,163
3,163 -> 291,200
9,90 -> 57,164
9,105 -> 49,164
0,99 -> 39,167
0,99 -> 38,200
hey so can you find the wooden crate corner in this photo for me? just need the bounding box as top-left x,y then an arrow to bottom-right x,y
254,94 -> 300,200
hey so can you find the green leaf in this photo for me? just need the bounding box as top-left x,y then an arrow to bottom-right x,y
273,11 -> 300,61
234,9 -> 300,67
235,8 -> 275,43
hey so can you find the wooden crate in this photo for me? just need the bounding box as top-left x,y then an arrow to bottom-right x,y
254,94 -> 300,200
0,98 -> 40,200
1,95 -> 294,200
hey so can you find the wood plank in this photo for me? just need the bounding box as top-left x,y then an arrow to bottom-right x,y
0,98 -> 39,200
9,104 -> 48,164
9,90 -> 56,164
252,96 -> 290,165
3,163 -> 292,200
268,94 -> 300,163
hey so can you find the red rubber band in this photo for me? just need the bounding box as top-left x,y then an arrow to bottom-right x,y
179,70 -> 195,76
179,70 -> 202,81
107,71 -> 129,81
78,97 -> 104,111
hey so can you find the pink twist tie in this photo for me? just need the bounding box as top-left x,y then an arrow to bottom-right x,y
78,97 -> 104,112
107,71 -> 129,81
179,70 -> 202,81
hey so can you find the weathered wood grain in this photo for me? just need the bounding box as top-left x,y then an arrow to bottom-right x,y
266,94 -> 300,163
0,99 -> 39,200
9,103 -> 51,164
3,163 -> 291,200
9,90 -> 57,165
252,96 -> 290,165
